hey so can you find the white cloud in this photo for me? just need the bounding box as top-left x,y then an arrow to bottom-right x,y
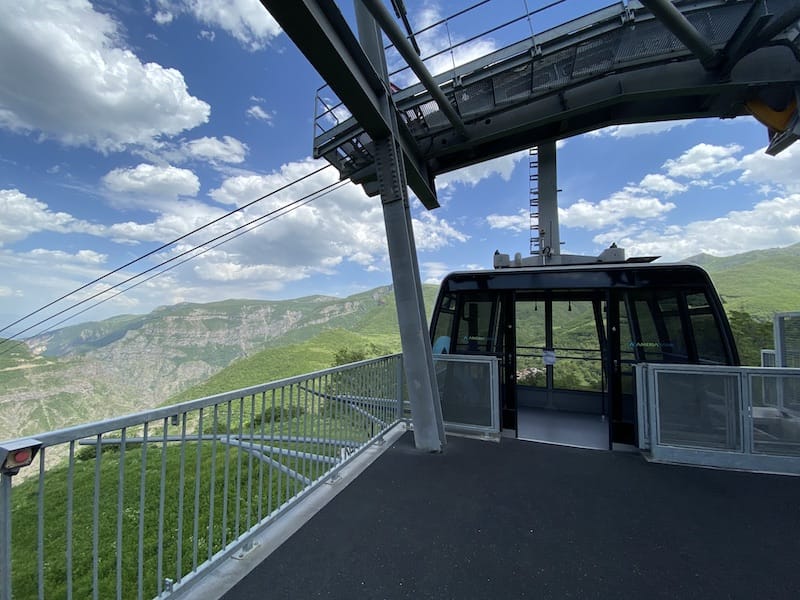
0,248 -> 145,326
191,255 -> 317,288
0,0 -> 210,152
157,0 -> 281,51
486,209 -> 528,232
422,261 -> 451,285
208,159 -> 388,274
27,248 -> 107,264
663,143 -> 742,179
738,144 -> 800,194
153,11 -> 174,25
438,151 -> 525,188
588,120 -> 695,139
192,157 -> 469,288
594,193 -> 800,260
247,105 -> 275,124
412,212 -> 469,250
105,202 -> 226,244
561,188 -> 675,229
183,136 -> 248,164
638,174 -> 688,197
103,164 -> 200,200
0,188 -> 102,245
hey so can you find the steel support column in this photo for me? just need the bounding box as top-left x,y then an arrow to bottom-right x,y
537,141 -> 560,259
356,2 -> 445,451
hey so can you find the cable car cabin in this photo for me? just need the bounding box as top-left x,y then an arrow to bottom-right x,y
429,262 -> 739,449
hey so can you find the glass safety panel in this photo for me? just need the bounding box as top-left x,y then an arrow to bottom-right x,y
656,371 -> 741,450
751,374 -> 800,457
434,355 -> 499,431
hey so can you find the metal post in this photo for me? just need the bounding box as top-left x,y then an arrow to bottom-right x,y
396,354 -> 404,421
538,141 -> 560,259
355,1 -> 445,451
1,474 -> 12,600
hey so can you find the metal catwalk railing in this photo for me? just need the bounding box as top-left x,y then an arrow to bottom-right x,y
636,363 -> 800,475
0,355 -> 404,600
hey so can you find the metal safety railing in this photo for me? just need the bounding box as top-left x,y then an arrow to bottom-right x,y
0,354 -> 404,600
636,363 -> 800,475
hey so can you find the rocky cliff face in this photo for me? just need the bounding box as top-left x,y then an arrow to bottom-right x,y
2,287 -> 396,441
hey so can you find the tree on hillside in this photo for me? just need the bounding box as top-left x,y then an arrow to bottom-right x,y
727,310 -> 773,366
332,342 -> 389,367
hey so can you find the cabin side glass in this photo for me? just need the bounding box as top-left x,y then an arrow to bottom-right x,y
453,294 -> 502,354
626,288 -> 732,365
431,292 -> 457,354
686,292 -> 728,364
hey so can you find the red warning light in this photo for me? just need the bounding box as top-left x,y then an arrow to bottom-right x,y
11,449 -> 32,465
1,439 -> 42,474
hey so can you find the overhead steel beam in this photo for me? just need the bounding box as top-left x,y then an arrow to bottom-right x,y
639,0 -> 719,69
750,3 -> 800,49
259,0 -> 439,209
719,0 -> 773,75
360,0 -> 468,140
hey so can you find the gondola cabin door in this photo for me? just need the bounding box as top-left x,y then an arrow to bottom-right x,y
510,292 -> 614,449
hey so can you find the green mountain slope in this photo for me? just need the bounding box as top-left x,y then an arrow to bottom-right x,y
165,285 -> 440,405
0,285 -> 438,441
687,242 -> 800,318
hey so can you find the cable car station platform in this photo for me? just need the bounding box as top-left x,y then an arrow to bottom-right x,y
222,430 -> 800,599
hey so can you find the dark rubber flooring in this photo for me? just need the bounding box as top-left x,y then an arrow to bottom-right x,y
223,432 -> 800,599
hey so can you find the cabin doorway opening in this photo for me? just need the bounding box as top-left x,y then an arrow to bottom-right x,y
512,293 -> 611,449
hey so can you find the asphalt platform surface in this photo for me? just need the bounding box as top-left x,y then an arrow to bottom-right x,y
223,432 -> 800,599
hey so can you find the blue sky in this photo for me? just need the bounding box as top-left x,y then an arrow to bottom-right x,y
1,1 -> 799,335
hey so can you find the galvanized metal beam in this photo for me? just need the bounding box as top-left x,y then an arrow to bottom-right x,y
360,0 -> 468,140
259,0 -> 439,209
537,141 -> 559,259
356,1 -> 445,452
639,0 -> 719,69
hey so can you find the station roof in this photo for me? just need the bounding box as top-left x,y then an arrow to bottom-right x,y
261,0 -> 800,209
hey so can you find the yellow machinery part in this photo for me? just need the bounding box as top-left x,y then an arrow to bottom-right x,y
746,97 -> 797,132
